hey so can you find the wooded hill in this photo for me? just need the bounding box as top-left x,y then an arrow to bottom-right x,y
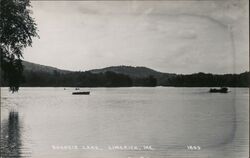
1,61 -> 249,87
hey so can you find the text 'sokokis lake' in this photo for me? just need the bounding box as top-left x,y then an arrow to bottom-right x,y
1,87 -> 248,158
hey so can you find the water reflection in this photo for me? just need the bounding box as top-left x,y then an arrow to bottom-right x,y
1,111 -> 22,157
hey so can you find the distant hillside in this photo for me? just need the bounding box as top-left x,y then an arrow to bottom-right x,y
19,62 -> 173,86
5,61 -> 246,87
22,61 -> 174,79
90,66 -> 167,77
22,61 -> 169,78
90,66 -> 176,85
90,66 -> 164,77
22,61 -> 70,74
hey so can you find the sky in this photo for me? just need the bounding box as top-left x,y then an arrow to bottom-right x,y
24,0 -> 249,74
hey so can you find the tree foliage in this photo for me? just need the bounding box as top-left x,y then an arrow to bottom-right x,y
0,0 -> 38,92
166,72 -> 249,87
1,67 -> 248,88
1,70 -> 157,87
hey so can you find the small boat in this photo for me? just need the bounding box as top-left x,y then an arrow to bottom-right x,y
209,87 -> 228,93
72,91 -> 90,95
75,88 -> 80,90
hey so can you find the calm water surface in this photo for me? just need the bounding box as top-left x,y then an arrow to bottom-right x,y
0,87 -> 249,158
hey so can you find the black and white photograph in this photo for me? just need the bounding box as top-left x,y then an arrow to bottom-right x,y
0,0 -> 249,157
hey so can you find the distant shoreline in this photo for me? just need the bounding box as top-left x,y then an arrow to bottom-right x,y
1,86 -> 249,88
1,61 -> 248,88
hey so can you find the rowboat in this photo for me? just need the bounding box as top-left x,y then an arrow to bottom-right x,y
209,87 -> 228,93
72,91 -> 90,95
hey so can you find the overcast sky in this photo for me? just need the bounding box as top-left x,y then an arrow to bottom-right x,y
24,0 -> 248,74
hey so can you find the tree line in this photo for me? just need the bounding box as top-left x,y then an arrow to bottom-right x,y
2,70 -> 249,88
1,70 -> 157,87
165,72 -> 249,87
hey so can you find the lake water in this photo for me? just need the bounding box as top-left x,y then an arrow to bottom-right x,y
0,87 -> 248,158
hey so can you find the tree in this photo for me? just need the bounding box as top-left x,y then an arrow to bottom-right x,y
0,0 -> 38,92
